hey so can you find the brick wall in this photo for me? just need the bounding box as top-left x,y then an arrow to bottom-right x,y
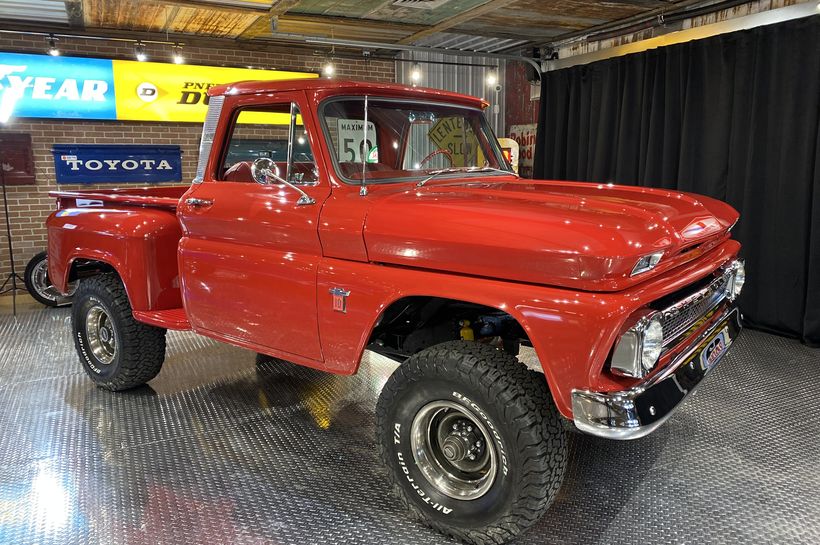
504,62 -> 539,132
0,33 -> 395,285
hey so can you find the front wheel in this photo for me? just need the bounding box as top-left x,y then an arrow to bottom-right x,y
376,341 -> 567,545
72,274 -> 167,391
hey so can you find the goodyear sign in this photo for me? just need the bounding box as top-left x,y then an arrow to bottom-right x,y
0,54 -> 116,119
0,52 -> 316,122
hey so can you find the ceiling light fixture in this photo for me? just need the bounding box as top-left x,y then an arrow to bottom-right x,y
410,62 -> 422,85
46,34 -> 60,56
134,41 -> 147,62
172,43 -> 184,64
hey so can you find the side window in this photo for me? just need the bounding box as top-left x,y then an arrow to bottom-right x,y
219,103 -> 317,184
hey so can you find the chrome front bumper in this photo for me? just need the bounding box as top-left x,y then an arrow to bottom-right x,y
572,306 -> 742,440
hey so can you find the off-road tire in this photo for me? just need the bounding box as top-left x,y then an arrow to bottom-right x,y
376,341 -> 567,545
72,274 -> 166,390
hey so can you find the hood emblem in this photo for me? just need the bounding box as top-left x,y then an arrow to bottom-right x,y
329,287 -> 350,313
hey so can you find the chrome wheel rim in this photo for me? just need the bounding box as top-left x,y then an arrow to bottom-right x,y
31,259 -> 61,302
30,258 -> 76,302
85,305 -> 117,365
410,400 -> 497,500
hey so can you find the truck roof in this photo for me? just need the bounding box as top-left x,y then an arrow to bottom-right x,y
207,78 -> 489,109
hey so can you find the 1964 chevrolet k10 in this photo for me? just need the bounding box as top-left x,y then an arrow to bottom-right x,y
47,80 -> 745,544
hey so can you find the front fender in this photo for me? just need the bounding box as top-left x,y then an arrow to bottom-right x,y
46,207 -> 182,311
316,258 -> 627,419
316,239 -> 740,420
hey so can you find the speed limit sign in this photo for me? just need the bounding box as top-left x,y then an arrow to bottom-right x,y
337,118 -> 378,163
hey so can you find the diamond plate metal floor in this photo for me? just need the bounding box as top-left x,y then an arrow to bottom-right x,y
0,306 -> 818,545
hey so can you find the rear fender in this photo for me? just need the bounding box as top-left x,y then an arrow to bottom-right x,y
46,207 -> 183,311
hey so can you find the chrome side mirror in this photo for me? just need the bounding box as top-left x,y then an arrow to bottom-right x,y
250,157 -> 315,206
251,157 -> 279,185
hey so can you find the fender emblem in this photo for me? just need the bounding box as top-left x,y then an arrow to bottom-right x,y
329,287 -> 350,313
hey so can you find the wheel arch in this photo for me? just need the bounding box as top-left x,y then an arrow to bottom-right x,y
354,294 -> 562,402
65,255 -> 136,305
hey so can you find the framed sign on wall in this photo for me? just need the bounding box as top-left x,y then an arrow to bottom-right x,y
0,133 -> 35,185
51,144 -> 183,184
0,51 -> 317,123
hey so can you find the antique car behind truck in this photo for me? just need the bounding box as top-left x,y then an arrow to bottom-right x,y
46,80 -> 745,544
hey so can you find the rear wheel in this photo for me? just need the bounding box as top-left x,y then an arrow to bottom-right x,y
72,274 -> 166,390
376,341 -> 567,545
24,251 -> 76,307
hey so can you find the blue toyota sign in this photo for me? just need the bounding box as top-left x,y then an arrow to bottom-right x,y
52,144 -> 182,184
0,52 -> 116,119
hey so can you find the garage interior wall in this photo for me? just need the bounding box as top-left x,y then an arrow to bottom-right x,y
534,15 -> 820,345
395,51 -> 505,135
0,35 -> 394,282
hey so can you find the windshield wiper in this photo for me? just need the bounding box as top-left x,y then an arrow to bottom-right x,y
416,168 -> 462,187
416,166 -> 518,188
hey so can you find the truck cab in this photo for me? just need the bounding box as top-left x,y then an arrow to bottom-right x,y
46,79 -> 744,545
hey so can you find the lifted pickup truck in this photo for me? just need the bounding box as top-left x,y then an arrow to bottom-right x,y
47,80 -> 745,545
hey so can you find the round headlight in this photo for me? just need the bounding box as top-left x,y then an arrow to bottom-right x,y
732,260 -> 745,299
641,316 -> 664,371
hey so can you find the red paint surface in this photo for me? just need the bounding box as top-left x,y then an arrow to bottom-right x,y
46,80 -> 741,419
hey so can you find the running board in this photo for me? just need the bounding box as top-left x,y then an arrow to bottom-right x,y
133,308 -> 191,330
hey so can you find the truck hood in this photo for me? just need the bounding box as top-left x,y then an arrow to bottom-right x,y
363,178 -> 739,291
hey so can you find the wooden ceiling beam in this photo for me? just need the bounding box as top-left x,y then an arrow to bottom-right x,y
145,0 -> 269,16
396,0 -> 519,45
240,12 -> 426,41
282,13 -> 426,34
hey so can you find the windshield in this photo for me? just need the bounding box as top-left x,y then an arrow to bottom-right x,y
320,97 -> 511,184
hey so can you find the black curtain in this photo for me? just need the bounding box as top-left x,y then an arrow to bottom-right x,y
534,16 -> 820,346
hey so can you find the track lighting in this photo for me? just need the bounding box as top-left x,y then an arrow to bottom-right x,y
134,41 -> 147,62
322,60 -> 335,78
172,44 -> 184,64
46,34 -> 59,56
410,63 -> 422,85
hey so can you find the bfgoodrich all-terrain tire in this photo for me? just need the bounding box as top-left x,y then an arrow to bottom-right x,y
72,274 -> 167,391
376,341 -> 567,545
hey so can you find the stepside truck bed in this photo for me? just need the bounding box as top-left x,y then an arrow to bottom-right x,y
47,186 -> 188,323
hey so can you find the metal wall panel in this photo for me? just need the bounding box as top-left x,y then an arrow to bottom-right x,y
0,0 -> 68,23
395,51 -> 506,135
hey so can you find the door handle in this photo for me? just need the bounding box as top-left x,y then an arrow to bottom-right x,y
185,198 -> 213,207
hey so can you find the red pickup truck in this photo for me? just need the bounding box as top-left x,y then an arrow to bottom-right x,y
47,80 -> 745,544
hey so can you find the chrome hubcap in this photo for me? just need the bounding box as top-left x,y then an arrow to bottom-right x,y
86,305 -> 117,364
410,400 -> 497,500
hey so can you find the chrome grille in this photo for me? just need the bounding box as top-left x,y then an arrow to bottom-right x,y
660,272 -> 730,345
